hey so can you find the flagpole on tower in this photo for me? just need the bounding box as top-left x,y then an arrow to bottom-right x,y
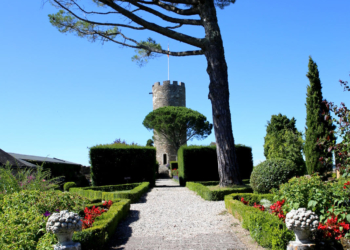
167,44 -> 170,80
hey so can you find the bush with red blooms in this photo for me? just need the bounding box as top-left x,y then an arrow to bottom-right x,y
270,200 -> 286,222
240,197 -> 249,205
318,214 -> 350,240
253,202 -> 265,212
82,200 -> 113,229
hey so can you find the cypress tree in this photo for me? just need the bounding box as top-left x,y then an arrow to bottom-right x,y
304,56 -> 337,174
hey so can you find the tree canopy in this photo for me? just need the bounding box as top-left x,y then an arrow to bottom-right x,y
47,0 -> 242,186
143,106 -> 213,152
264,113 -> 299,158
264,128 -> 306,175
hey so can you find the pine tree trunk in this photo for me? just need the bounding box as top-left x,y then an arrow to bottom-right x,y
199,0 -> 243,187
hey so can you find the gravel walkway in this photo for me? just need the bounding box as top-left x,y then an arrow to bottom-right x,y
107,178 -> 248,250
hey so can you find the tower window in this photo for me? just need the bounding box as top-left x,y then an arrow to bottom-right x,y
163,154 -> 167,165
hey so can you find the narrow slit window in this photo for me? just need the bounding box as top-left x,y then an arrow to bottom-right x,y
163,154 -> 167,165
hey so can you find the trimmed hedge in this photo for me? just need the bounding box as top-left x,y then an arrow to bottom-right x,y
89,143 -> 156,187
169,161 -> 178,170
64,182 -> 77,192
225,193 -> 294,250
70,182 -> 149,203
73,198 -> 130,250
250,158 -> 299,193
186,181 -> 253,201
177,145 -> 253,186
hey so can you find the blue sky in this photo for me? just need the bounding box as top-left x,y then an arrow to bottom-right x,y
1,0 -> 349,167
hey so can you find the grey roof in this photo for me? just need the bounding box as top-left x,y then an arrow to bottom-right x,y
0,149 -> 36,168
8,153 -> 81,165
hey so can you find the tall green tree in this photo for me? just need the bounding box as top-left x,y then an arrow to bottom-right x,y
264,128 -> 306,175
48,0 -> 242,186
143,106 -> 213,153
304,56 -> 337,174
263,113 -> 306,175
264,113 -> 299,158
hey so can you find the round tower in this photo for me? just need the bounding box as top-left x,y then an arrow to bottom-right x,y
152,80 -> 186,166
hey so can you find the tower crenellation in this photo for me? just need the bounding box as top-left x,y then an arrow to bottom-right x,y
152,81 -> 186,110
152,80 -> 186,166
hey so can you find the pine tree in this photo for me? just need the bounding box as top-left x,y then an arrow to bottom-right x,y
304,56 -> 337,175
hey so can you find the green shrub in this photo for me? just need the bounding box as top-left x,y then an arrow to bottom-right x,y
0,190 -> 89,250
0,162 -> 63,195
186,181 -> 252,201
70,182 -> 149,203
64,182 -> 77,191
225,194 -> 294,250
272,175 -> 350,223
250,158 -> 299,193
89,144 -> 156,187
169,161 -> 178,170
171,169 -> 178,176
178,145 -> 254,186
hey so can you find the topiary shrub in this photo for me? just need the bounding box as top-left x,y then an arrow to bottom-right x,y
250,158 -> 299,194
64,182 -> 77,192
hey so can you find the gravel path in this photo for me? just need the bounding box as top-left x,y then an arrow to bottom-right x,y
107,178 -> 248,250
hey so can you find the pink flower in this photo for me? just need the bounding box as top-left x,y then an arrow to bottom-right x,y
42,179 -> 46,182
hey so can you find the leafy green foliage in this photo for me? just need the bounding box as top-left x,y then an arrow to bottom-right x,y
273,175 -> 350,224
0,190 -> 89,249
264,113 -> 299,158
131,38 -> 162,67
0,162 -> 62,195
64,182 -> 77,192
146,139 -> 154,147
250,158 -> 299,193
143,106 -> 213,153
225,195 -> 294,250
305,56 -> 337,174
264,129 -> 306,175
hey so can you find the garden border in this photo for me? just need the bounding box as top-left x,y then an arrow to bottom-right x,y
70,182 -> 149,203
186,181 -> 253,201
224,193 -> 294,250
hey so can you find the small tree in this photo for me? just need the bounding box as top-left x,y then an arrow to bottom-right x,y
304,56 -> 337,174
146,139 -> 154,147
264,113 -> 300,158
143,106 -> 213,153
264,128 -> 306,176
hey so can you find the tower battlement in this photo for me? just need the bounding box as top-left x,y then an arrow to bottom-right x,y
152,80 -> 185,88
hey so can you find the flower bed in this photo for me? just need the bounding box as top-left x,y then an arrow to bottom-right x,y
70,182 -> 149,203
0,189 -> 130,250
186,181 -> 253,201
72,198 -> 130,250
225,193 -> 294,250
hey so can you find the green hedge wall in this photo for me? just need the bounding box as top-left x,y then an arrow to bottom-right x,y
186,181 -> 253,201
178,145 -> 253,186
72,198 -> 130,250
169,161 -> 178,170
89,144 -> 156,187
70,182 -> 149,204
225,194 -> 294,250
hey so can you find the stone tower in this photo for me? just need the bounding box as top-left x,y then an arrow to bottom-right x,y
152,80 -> 186,166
